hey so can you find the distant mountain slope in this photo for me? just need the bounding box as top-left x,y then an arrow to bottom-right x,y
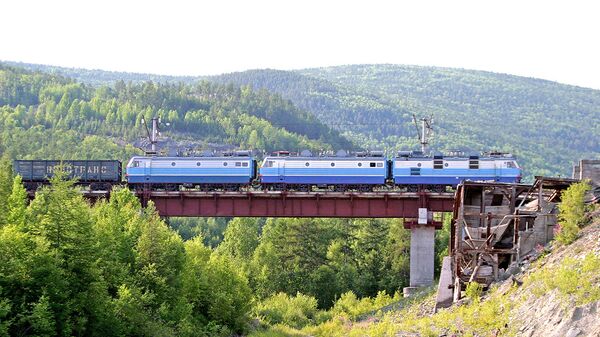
300,65 -> 600,176
2,61 -> 196,85
0,64 -> 351,163
4,61 -> 599,177
214,65 -> 600,177
210,69 -> 412,140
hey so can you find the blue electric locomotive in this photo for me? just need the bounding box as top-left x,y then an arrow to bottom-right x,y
126,151 -> 255,190
123,149 -> 521,192
259,151 -> 388,191
392,151 -> 521,186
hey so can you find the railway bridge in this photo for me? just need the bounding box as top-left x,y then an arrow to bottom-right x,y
139,189 -> 455,293
139,190 -> 453,219
58,188 -> 457,293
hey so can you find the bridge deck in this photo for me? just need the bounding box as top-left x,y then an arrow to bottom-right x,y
138,190 -> 456,218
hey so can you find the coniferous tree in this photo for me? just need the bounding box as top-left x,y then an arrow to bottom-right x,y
0,156 -> 12,227
7,175 -> 27,227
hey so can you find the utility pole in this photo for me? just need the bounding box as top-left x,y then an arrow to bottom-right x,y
412,114 -> 434,154
141,116 -> 169,156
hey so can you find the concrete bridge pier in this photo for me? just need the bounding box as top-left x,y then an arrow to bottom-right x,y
403,207 -> 436,297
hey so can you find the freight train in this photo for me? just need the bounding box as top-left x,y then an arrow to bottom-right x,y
13,160 -> 122,191
14,150 -> 521,192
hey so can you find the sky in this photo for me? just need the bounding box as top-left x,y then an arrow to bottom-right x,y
2,0 -> 600,89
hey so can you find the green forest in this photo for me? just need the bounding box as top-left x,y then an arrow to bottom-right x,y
0,161 -> 450,336
0,63 -> 351,163
0,61 -> 598,335
0,63 -> 446,336
213,65 -> 600,178
8,61 -> 599,179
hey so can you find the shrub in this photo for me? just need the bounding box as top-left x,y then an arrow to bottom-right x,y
465,282 -> 483,302
556,181 -> 591,244
254,292 -> 318,329
330,290 -> 400,320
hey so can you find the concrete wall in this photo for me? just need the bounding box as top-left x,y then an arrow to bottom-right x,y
575,159 -> 600,186
434,256 -> 454,311
409,226 -> 435,287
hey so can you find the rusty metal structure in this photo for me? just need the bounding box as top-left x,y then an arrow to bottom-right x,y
28,189 -> 454,218
436,177 -> 579,308
138,190 -> 454,218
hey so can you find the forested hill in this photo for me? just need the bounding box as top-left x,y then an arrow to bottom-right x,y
0,64 -> 351,161
2,61 -> 598,336
210,69 -> 411,140
213,65 -> 600,178
3,61 -> 197,85
4,61 -> 599,177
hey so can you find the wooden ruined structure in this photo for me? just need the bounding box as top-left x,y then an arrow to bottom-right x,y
435,177 -> 579,310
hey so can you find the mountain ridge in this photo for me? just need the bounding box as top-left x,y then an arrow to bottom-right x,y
3,61 -> 599,178
215,65 -> 600,178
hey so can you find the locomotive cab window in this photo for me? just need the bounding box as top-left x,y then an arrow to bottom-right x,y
242,162 -> 248,167
264,160 -> 274,168
132,161 -> 140,168
506,161 -> 517,168
235,162 -> 241,167
370,162 -> 376,167
376,163 -> 383,167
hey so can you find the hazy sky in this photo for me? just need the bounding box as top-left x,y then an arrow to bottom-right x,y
2,0 -> 600,89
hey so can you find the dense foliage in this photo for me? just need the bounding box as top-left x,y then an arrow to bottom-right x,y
8,62 -> 599,178
3,61 -> 592,335
0,63 -> 351,163
213,65 -> 600,178
3,61 -> 197,86
0,165 -> 252,336
556,181 -> 591,244
0,158 -> 448,335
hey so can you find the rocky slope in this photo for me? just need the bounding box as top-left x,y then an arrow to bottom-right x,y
275,207 -> 600,336
506,208 -> 600,337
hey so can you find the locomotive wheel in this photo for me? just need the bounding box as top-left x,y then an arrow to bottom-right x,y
334,185 -> 346,192
407,185 -> 419,192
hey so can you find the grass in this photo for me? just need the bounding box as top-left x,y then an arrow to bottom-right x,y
249,253 -> 599,337
248,282 -> 514,336
248,208 -> 599,336
526,253 -> 600,305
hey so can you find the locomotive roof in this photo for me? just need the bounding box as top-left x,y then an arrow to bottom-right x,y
14,159 -> 121,162
395,156 -> 516,160
130,156 -> 253,160
263,156 -> 386,160
395,154 -> 516,159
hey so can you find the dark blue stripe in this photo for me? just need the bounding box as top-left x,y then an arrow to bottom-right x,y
127,167 -> 252,175
261,176 -> 385,184
127,176 -> 252,184
394,176 -> 520,185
